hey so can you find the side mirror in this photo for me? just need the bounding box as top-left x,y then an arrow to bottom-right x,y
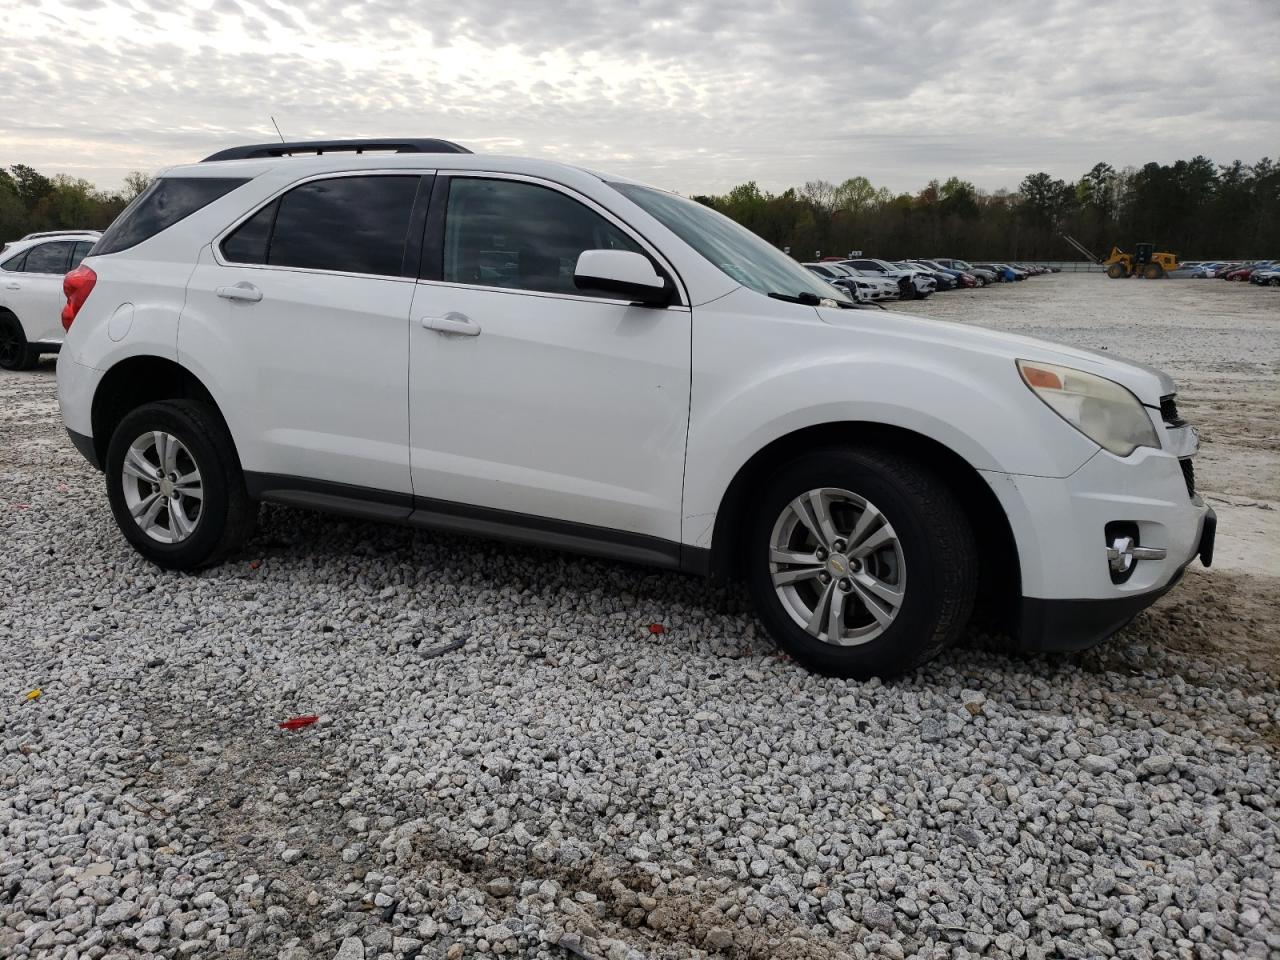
574,250 -> 671,306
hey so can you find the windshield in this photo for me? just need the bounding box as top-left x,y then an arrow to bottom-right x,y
610,183 -> 852,304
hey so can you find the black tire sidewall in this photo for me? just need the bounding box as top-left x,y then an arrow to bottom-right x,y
746,451 -> 966,677
105,403 -> 232,569
0,314 -> 33,371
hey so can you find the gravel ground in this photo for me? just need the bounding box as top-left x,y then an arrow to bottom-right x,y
2,275 -> 1278,960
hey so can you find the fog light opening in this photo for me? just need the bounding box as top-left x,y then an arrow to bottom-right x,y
1104,521 -> 1166,584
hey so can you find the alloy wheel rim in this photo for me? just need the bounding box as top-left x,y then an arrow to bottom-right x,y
121,431 -> 204,543
768,487 -> 907,646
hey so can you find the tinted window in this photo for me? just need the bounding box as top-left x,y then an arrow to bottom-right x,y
95,177 -> 249,256
443,178 -> 644,297
1,250 -> 26,272
221,200 -> 278,265
266,176 -> 418,276
22,241 -> 73,274
610,182 -> 850,304
70,241 -> 94,269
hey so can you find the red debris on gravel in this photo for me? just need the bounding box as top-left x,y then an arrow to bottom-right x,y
278,715 -> 319,730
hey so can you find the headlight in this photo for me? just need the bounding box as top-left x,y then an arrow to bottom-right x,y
1017,360 -> 1159,457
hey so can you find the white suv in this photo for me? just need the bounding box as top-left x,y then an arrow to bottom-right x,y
0,230 -> 100,368
55,138 -> 1215,677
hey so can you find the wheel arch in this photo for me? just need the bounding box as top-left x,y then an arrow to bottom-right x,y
90,355 -> 227,466
706,421 -> 1021,622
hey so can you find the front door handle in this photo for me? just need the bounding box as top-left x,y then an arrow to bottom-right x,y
216,282 -> 263,303
422,313 -> 480,337
3,283 -> 19,291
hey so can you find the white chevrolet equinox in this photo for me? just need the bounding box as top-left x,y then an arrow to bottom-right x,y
56,138 -> 1215,678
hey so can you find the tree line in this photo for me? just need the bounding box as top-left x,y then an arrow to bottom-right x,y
3,156 -> 1277,262
692,157 -> 1280,263
0,166 -> 151,247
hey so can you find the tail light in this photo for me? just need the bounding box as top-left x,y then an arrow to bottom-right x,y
61,265 -> 97,331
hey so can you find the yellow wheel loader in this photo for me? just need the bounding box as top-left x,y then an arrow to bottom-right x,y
1063,236 -> 1179,278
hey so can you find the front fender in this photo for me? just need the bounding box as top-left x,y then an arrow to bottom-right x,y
681,291 -> 1098,548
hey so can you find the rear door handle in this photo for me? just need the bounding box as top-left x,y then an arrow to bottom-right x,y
422,313 -> 480,337
216,282 -> 262,303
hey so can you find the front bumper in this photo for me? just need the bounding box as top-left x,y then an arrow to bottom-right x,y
1017,507 -> 1215,651
67,428 -> 101,470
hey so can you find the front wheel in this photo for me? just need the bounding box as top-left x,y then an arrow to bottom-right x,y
745,447 -> 978,678
1106,263 -> 1129,279
105,400 -> 255,570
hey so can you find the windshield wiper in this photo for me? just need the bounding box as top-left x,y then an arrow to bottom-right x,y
768,291 -> 855,308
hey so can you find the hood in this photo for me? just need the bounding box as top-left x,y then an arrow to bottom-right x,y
818,307 -> 1176,404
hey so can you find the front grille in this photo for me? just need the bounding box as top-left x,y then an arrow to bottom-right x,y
1180,458 -> 1196,498
1160,394 -> 1185,427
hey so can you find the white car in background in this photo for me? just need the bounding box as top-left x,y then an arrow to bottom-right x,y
55,139 -> 1213,679
803,262 -> 898,302
840,257 -> 936,298
0,230 -> 100,369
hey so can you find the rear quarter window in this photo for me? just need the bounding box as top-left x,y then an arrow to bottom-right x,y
94,177 -> 249,256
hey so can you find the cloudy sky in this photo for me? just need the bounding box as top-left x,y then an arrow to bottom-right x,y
4,0 -> 1278,196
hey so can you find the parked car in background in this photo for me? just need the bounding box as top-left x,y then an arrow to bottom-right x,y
54,137 -> 1214,679
1250,267 -> 1280,286
973,262 -> 1015,282
841,258 -> 936,298
811,263 -> 900,302
912,259 -> 979,288
896,261 -> 956,291
1167,264 -> 1215,279
1224,262 -> 1275,281
934,259 -> 998,285
0,230 -> 100,369
1,229 -> 101,257
1010,262 -> 1044,276
804,262 -> 864,300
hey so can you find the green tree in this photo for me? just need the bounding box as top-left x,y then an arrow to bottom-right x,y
9,164 -> 54,211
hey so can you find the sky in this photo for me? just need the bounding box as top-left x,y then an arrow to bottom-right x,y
3,0 -> 1278,197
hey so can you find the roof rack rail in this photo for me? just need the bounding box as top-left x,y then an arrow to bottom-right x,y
20,229 -> 102,240
201,138 -> 472,162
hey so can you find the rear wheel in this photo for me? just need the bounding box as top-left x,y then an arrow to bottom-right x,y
1144,263 -> 1165,279
0,314 -> 38,371
745,447 -> 978,678
105,400 -> 255,570
1106,263 -> 1129,279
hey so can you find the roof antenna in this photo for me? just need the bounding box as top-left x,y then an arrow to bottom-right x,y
270,116 -> 286,143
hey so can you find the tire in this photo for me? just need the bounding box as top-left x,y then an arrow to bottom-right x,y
745,446 -> 978,678
1144,263 -> 1164,279
105,400 -> 255,570
0,313 -> 39,371
1106,263 -> 1128,279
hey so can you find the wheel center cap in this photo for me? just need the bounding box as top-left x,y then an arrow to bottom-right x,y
826,555 -> 848,577
159,478 -> 175,498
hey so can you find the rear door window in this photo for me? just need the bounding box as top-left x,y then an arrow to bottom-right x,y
22,241 -> 73,274
221,176 -> 419,277
95,177 -> 249,256
70,241 -> 94,269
